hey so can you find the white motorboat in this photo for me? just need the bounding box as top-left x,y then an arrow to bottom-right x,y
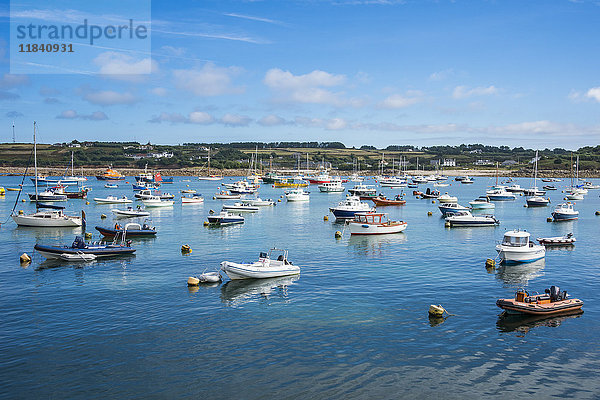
433,182 -> 449,187
496,229 -> 546,264
58,252 -> 98,262
207,211 -> 245,225
318,180 -> 345,192
445,211 -> 499,227
285,188 -> 310,202
347,184 -> 377,197
523,187 -> 546,196
437,193 -> 458,203
12,208 -> 84,227
220,248 -> 300,280
242,198 -> 275,206
552,202 -> 579,221
181,189 -> 197,194
486,188 -> 516,201
412,175 -> 428,184
469,196 -> 495,210
104,183 -> 118,188
537,233 -> 576,246
329,195 -> 375,219
348,212 -> 407,235
526,196 -> 550,207
222,202 -> 259,212
349,173 -> 364,182
565,192 -> 584,200
29,189 -> 68,202
461,176 -> 474,184
438,202 -> 469,216
94,195 -> 133,204
142,196 -> 174,207
111,206 -> 150,218
582,181 -> 599,190
215,191 -> 242,200
379,177 -> 407,187
181,194 -> 204,204
506,184 -> 524,193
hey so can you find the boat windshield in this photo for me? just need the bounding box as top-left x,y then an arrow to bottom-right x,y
503,235 -> 528,247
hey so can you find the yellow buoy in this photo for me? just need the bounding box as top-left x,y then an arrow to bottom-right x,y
334,231 -> 342,238
432,200 -> 435,204
212,197 -> 216,200
209,209 -> 215,214
86,201 -> 90,205
187,276 -> 200,286
100,214 -> 107,219
181,244 -> 192,253
277,199 -> 282,202
20,253 -> 31,264
84,232 -> 92,239
203,221 -> 209,226
595,211 -> 600,216
547,217 -> 553,222
485,258 -> 496,268
428,304 -> 446,317
21,199 -> 26,202
186,184 -> 189,187
18,210 -> 24,215
427,211 -> 432,216
323,215 -> 329,221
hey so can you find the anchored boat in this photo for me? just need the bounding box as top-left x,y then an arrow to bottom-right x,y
329,195 -> 374,220
495,229 -> 545,264
221,248 -> 300,280
497,286 -> 583,316
95,222 -> 157,238
537,233 -> 576,246
551,202 -> 579,221
348,212 -> 407,235
370,195 -> 406,206
207,211 -> 245,226
34,235 -> 135,259
445,210 -> 499,227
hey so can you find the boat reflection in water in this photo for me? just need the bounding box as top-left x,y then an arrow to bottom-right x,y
496,309 -> 583,335
220,275 -> 299,307
495,258 -> 545,287
347,233 -> 407,257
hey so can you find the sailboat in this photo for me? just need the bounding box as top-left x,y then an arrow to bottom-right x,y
198,148 -> 223,181
566,154 -> 586,200
526,150 -> 549,207
13,122 -> 85,227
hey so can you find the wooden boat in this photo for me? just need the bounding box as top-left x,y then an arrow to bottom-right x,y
95,222 -> 157,238
496,286 -> 583,316
348,212 -> 407,235
371,196 -> 406,206
220,248 -> 300,280
537,233 -> 576,246
6,187 -> 22,191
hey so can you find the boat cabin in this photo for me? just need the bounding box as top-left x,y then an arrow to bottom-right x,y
353,213 -> 388,224
502,230 -> 531,247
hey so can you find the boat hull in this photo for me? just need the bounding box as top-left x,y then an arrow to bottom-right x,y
221,261 -> 300,280
495,245 -> 545,264
12,214 -> 82,227
95,226 -> 157,237
496,298 -> 583,316
34,244 -> 135,259
349,222 -> 407,235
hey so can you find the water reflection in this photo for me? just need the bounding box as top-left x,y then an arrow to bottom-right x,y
220,275 -> 299,307
496,310 -> 583,334
495,258 -> 545,287
347,233 -> 407,257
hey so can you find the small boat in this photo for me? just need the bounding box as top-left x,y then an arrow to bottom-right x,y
469,196 -> 495,210
242,198 -> 275,206
445,211 -> 499,227
274,180 -> 308,188
207,211 -> 245,226
454,176 -> 466,181
552,202 -> 579,221
523,187 -> 546,196
29,189 -> 67,202
506,184 -> 524,193
96,166 -> 125,181
318,180 -> 345,192
496,229 -> 545,264
407,184 -> 419,188
348,212 -> 407,235
565,192 -> 584,201
541,178 -> 561,182
412,176 -> 428,184
438,203 -> 469,216
111,206 -> 150,218
420,188 -> 440,199
12,207 -> 84,227
347,184 -> 377,197
135,189 -> 174,200
526,196 -> 550,207
461,176 -> 474,184
285,188 -> 310,202
222,202 -> 259,212
58,252 -> 98,262
542,185 -> 557,191
307,173 -> 331,184
486,188 -> 516,201
104,183 -> 119,188
537,233 -> 576,246
6,187 -> 23,191
433,182 -> 449,187
379,177 -> 407,187
215,191 -> 242,200
94,195 -> 133,204
34,235 -> 135,259
142,196 -> 174,207
370,195 -> 406,206
329,195 -> 375,219
220,248 -> 300,280
181,194 -> 204,204
229,180 -> 259,194
95,222 -> 157,238
64,187 -> 89,199
496,286 -> 583,316
437,193 -> 458,203
181,189 -> 196,194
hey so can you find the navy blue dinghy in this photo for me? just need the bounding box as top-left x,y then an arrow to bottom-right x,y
34,236 -> 136,260
95,222 -> 157,238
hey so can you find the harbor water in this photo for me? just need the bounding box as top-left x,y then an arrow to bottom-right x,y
1,176 -> 600,398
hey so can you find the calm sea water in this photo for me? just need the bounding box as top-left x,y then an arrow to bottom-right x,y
1,175 -> 600,399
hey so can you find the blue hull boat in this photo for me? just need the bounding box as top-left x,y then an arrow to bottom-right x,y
34,236 -> 135,260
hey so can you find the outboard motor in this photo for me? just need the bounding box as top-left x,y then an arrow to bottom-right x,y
550,286 -> 560,301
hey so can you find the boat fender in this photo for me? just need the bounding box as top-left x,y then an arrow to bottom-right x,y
18,210 -> 24,215
334,231 -> 342,238
209,209 -> 215,214
485,258 -> 496,268
101,214 -> 107,219
427,211 -> 432,216
84,232 -> 93,239
187,276 -> 200,286
323,216 -> 328,221
428,304 -> 446,317
20,253 -> 31,264
22,199 -> 26,202
181,245 -> 192,253
546,217 -> 553,222
203,221 -> 209,226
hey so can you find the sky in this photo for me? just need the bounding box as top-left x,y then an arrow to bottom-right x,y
0,0 -> 599,149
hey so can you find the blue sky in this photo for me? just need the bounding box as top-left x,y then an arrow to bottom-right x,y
0,0 -> 599,148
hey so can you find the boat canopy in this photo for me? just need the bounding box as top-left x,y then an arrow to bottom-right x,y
353,213 -> 387,223
502,230 -> 530,247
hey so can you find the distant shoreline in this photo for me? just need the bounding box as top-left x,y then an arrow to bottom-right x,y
1,167 -> 599,178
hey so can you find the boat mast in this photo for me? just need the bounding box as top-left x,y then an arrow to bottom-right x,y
207,148 -> 211,176
33,122 -> 38,200
71,151 -> 74,175
570,152 -> 573,189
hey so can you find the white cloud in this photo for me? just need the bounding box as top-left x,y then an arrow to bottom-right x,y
189,111 -> 214,124
220,113 -> 252,127
264,68 -> 353,106
173,63 -> 243,96
452,85 -> 498,99
93,52 -> 157,82
56,110 -> 108,120
586,87 -> 600,102
429,69 -> 453,81
150,87 -> 168,97
160,46 -> 186,57
379,91 -> 423,109
0,73 -> 29,89
83,90 -> 138,106
258,114 -> 287,126
149,111 -> 215,125
294,116 -> 348,130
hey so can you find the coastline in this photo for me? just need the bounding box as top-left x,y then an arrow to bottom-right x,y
0,167 -> 599,178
